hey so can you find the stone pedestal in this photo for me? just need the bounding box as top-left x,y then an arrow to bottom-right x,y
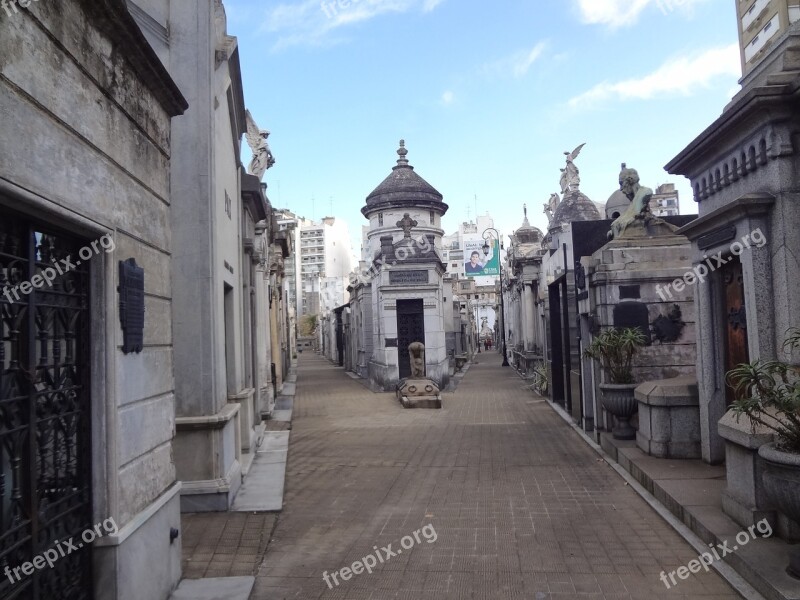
718,411 -> 775,529
587,219 -> 697,442
635,376 -> 701,458
396,378 -> 442,409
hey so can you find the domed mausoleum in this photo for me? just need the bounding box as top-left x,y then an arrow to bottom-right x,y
361,141 -> 450,391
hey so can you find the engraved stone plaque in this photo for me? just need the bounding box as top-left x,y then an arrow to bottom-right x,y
389,270 -> 428,285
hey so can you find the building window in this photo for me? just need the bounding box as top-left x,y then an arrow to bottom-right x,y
430,211 -> 434,224
379,213 -> 384,226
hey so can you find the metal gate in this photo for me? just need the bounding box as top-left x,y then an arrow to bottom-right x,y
0,211 -> 93,599
397,299 -> 425,379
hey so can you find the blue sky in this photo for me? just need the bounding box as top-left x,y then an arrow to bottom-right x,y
226,0 -> 740,256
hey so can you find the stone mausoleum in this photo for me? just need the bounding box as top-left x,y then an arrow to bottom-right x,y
360,141 -> 450,390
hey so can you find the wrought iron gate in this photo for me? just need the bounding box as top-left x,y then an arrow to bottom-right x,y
0,211 -> 93,599
397,299 -> 425,379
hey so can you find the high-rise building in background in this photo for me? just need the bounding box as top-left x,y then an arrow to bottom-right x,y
650,183 -> 680,217
299,216 -> 353,315
275,209 -> 311,316
737,0 -> 800,73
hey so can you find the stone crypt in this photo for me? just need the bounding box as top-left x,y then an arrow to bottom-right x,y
360,141 -> 450,391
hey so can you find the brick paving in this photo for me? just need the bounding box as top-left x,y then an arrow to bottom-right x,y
250,353 -> 742,599
182,512 -> 277,579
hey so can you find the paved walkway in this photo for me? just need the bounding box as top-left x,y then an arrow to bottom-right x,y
251,354 -> 742,599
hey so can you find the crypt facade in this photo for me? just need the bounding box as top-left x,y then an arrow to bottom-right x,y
358,141 -> 451,390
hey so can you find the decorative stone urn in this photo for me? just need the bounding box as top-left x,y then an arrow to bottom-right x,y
599,383 -> 638,440
758,442 -> 800,578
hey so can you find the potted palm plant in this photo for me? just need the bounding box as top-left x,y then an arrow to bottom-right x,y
584,327 -> 647,440
727,327 -> 800,579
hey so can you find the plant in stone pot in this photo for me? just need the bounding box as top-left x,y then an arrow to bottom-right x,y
727,327 -> 800,578
531,363 -> 549,396
584,327 -> 647,440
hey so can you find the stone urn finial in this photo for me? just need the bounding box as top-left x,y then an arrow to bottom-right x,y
397,139 -> 409,166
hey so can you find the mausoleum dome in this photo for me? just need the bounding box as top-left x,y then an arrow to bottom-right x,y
362,140 -> 448,217
606,189 -> 631,220
514,205 -> 544,244
550,189 -> 601,230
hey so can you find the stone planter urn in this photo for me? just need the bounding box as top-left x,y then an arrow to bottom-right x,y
758,442 -> 800,578
599,383 -> 638,440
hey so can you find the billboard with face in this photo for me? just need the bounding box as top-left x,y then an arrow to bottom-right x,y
464,236 -> 500,277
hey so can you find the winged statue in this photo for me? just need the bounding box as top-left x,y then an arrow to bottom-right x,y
559,143 -> 585,195
543,193 -> 560,224
245,110 -> 275,179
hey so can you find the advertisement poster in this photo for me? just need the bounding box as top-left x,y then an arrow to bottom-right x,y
463,236 -> 499,277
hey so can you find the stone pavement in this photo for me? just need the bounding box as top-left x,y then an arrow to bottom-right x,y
181,512 -> 277,580
250,354 -> 743,599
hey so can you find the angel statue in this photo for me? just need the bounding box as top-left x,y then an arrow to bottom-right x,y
543,193 -> 559,224
245,110 -> 275,180
559,143 -> 586,195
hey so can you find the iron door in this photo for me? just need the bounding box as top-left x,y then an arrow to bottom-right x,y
396,299 -> 425,379
0,212 -> 93,599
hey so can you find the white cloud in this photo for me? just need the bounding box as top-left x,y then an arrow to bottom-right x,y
573,0 -> 706,28
422,0 -> 446,12
264,0 -> 446,50
481,41 -> 548,79
440,90 -> 455,106
568,44 -> 740,109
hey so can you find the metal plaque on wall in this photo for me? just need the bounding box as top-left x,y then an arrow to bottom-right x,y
119,258 -> 145,354
613,300 -> 651,344
389,270 -> 428,285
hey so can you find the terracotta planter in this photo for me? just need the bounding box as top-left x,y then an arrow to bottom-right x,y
758,442 -> 800,579
599,383 -> 638,440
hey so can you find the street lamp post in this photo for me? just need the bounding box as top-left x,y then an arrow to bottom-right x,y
475,300 -> 481,353
482,228 -> 510,367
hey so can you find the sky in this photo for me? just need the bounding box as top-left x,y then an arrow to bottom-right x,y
225,0 -> 741,259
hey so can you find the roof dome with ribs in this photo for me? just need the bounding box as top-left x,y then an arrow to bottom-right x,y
362,140 -> 448,217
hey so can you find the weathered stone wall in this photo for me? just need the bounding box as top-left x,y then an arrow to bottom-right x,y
1,1 -> 185,597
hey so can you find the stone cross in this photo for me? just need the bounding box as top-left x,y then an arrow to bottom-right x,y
396,213 -> 418,239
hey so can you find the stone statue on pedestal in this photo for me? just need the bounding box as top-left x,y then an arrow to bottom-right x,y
396,342 -> 442,408
245,110 -> 275,179
408,341 -> 425,378
544,193 -> 559,224
608,166 -> 677,240
559,143 -> 585,195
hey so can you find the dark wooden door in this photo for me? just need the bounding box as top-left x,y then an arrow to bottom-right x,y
722,257 -> 749,406
397,299 -> 425,379
0,211 -> 93,599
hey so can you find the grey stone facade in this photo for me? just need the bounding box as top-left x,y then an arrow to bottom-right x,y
0,1 -> 187,598
666,20 -> 800,542
130,0 -> 289,513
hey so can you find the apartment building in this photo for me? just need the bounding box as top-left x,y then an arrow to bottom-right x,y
299,217 -> 353,315
737,0 -> 800,73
